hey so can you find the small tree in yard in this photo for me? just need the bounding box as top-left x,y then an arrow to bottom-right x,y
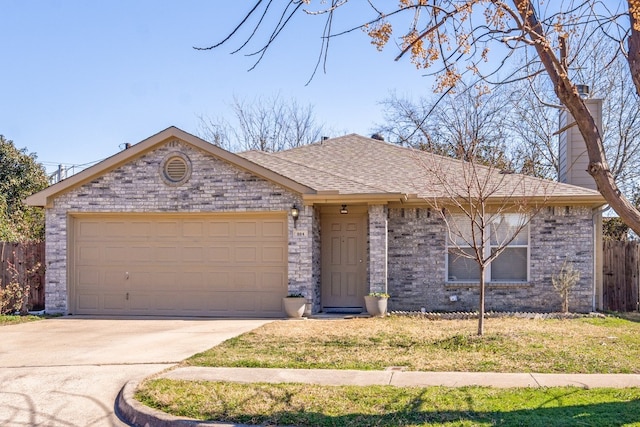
415,145 -> 552,336
552,260 -> 581,313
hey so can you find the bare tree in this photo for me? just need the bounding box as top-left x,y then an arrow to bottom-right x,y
507,78 -> 560,179
415,148 -> 551,335
551,260 -> 581,313
201,1 -> 640,235
376,83 -> 513,169
198,94 -> 327,152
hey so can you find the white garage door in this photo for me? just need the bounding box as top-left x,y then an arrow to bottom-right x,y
71,213 -> 287,317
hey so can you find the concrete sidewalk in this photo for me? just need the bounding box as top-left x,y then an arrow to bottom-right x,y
117,367 -> 640,426
162,366 -> 640,389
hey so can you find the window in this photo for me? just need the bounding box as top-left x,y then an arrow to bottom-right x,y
447,213 -> 529,282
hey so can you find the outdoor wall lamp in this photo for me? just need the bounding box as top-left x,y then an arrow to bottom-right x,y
340,204 -> 348,215
291,205 -> 300,228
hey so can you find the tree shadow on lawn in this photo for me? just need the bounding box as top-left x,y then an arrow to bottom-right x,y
234,398 -> 640,427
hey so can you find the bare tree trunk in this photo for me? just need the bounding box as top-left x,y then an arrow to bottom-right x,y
514,0 -> 640,235
478,267 -> 485,336
627,4 -> 640,97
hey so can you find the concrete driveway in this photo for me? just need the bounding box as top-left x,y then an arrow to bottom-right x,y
0,316 -> 271,426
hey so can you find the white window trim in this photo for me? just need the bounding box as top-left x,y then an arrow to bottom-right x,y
445,215 -> 530,284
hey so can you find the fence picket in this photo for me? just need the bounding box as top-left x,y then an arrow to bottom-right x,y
603,240 -> 640,312
0,241 -> 46,311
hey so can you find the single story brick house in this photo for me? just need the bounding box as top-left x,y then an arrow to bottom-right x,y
27,126 -> 605,317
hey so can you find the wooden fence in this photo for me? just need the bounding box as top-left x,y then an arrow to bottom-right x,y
0,241 -> 46,311
603,240 -> 640,312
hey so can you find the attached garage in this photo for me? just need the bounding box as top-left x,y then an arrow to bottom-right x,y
70,213 -> 288,317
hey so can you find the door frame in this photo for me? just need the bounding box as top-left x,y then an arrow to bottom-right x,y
319,205 -> 368,311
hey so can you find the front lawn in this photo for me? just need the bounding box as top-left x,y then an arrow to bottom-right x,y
136,380 -> 640,426
185,316 -> 640,374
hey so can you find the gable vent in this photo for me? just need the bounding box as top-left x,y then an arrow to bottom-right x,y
166,157 -> 187,181
161,152 -> 192,186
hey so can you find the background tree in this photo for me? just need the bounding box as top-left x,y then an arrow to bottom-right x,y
198,94 -> 328,152
0,135 -> 48,242
375,83 -> 513,170
204,1 -> 640,235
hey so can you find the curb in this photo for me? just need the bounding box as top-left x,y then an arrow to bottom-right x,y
116,380 -> 255,427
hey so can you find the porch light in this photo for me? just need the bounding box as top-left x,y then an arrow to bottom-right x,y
340,204 -> 348,215
291,205 -> 299,228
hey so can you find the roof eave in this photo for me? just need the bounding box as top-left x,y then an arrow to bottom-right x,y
302,192 -> 407,205
25,126 -> 315,207
395,193 -> 606,208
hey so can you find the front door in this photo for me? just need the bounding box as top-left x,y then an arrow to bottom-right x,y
321,209 -> 367,311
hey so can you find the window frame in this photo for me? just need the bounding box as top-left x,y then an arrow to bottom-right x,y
445,213 -> 530,284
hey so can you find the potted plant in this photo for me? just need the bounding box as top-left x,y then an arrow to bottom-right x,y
283,293 -> 306,318
364,292 -> 389,317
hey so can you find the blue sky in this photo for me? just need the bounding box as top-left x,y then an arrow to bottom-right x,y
1,2 -> 433,175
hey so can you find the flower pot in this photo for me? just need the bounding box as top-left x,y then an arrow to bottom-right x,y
364,295 -> 388,317
283,297 -> 306,318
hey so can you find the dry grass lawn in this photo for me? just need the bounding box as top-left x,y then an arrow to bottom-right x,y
186,315 -> 640,373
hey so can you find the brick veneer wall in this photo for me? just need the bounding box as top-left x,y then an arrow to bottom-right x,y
368,205 -> 388,294
44,139 -> 318,313
387,206 -> 595,313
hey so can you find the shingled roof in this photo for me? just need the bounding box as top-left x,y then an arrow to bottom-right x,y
239,133 -> 605,205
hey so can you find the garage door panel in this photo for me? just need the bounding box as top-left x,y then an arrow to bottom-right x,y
183,246 -> 204,262
73,214 -> 288,317
77,245 -> 101,265
261,271 -> 286,290
77,268 -> 100,287
129,246 -> 154,262
78,221 -> 101,238
263,245 -> 286,263
105,221 -> 129,238
77,293 -> 99,311
140,271 -> 180,289
209,222 -> 230,237
104,270 -> 126,287
183,221 -> 204,237
236,222 -> 257,237
128,294 -> 151,311
210,246 -> 231,262
155,246 -> 177,262
230,293 -> 257,311
157,221 -> 179,237
207,272 -> 232,289
129,221 -> 153,237
236,246 -> 257,262
104,246 -> 127,263
234,272 -> 257,289
154,292 -> 181,311
208,294 -> 230,311
182,272 -> 205,290
260,293 -> 286,313
103,294 -> 126,310
263,221 -> 285,237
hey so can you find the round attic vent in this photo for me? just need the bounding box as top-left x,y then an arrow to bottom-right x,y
161,152 -> 192,186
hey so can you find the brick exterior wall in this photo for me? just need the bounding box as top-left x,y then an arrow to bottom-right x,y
387,206 -> 595,313
368,205 -> 388,294
44,139 -> 318,313
43,137 -> 597,315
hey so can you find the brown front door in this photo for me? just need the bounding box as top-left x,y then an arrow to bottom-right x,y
321,209 -> 367,310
